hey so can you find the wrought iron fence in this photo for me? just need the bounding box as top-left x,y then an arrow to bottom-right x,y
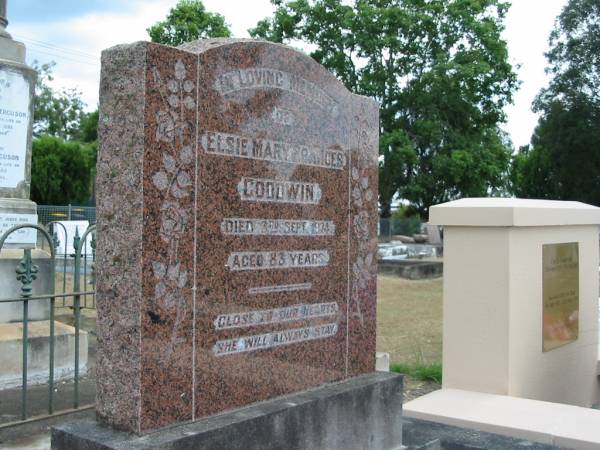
0,222 -> 96,424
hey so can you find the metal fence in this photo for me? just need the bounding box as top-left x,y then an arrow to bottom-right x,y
37,204 -> 96,225
0,222 -> 96,425
378,216 -> 424,242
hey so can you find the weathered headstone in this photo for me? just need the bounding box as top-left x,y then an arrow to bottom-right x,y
0,0 -> 36,235
425,223 -> 441,245
0,0 -> 36,206
94,38 -> 383,435
0,0 -> 47,325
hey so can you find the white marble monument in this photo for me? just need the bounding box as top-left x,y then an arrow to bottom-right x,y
0,0 -> 37,252
0,0 -> 46,323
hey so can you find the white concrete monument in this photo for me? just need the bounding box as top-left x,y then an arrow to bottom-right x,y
403,198 -> 600,449
430,198 -> 600,407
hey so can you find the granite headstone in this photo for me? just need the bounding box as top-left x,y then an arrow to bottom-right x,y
96,39 -> 379,433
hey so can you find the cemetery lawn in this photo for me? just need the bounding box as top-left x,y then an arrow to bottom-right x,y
377,275 -> 442,364
377,275 -> 442,399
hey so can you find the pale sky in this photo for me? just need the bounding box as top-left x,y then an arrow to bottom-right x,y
6,0 -> 568,149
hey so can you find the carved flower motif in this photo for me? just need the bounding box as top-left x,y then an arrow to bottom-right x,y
353,210 -> 370,241
155,111 -> 176,143
159,202 -> 188,243
152,149 -> 193,198
353,252 -> 375,290
152,261 -> 188,311
174,60 -> 186,80
164,60 -> 196,111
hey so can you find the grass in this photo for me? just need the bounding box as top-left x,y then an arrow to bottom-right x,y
390,362 -> 442,383
53,271 -> 96,308
376,274 -> 443,366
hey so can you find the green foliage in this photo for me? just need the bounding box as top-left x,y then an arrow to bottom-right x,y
73,109 -> 99,143
512,0 -> 600,204
32,61 -> 86,140
251,0 -> 518,217
31,135 -> 96,205
390,362 -> 442,383
391,207 -> 421,236
540,0 -> 599,107
147,0 -> 231,46
29,62 -> 98,203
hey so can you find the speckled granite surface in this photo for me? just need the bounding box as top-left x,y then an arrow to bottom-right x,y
96,39 -> 379,433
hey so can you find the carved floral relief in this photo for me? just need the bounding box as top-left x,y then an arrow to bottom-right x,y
149,59 -> 195,359
350,108 -> 378,326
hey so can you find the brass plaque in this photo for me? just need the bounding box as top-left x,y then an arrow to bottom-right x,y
542,242 -> 579,352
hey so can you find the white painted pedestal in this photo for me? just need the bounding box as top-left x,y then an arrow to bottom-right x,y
430,198 -> 600,407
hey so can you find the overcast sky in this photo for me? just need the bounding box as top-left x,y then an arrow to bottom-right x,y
6,0 -> 568,149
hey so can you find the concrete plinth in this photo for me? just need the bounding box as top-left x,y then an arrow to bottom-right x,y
405,389 -> 600,449
0,320 -> 87,389
402,416 -> 562,450
51,372 -> 403,450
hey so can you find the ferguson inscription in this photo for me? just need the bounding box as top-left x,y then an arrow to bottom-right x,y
0,68 -> 30,189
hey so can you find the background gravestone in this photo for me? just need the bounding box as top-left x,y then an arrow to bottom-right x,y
0,0 -> 49,323
0,0 -> 36,222
96,38 -> 379,433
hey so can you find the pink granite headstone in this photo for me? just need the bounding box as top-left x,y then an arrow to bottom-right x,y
96,39 -> 379,433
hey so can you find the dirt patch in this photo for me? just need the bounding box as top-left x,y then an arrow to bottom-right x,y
403,375 -> 441,402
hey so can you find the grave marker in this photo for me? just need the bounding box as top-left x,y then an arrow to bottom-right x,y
96,39 -> 379,433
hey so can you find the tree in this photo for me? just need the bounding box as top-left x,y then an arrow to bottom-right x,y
512,0 -> 600,204
73,109 -> 99,143
251,0 -> 518,217
31,135 -> 95,205
147,0 -> 231,46
32,61 -> 87,140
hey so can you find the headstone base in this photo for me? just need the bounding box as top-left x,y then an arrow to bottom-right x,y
0,320 -> 88,389
52,372 -> 403,450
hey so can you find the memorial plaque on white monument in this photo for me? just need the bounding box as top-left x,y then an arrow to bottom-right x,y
0,212 -> 37,245
0,68 -> 30,189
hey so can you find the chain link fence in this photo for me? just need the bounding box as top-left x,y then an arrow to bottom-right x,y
36,205 -> 96,226
379,216 -> 424,242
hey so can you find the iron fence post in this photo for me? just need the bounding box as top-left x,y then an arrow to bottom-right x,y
0,225 -> 57,421
21,298 -> 27,420
73,224 -> 95,409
